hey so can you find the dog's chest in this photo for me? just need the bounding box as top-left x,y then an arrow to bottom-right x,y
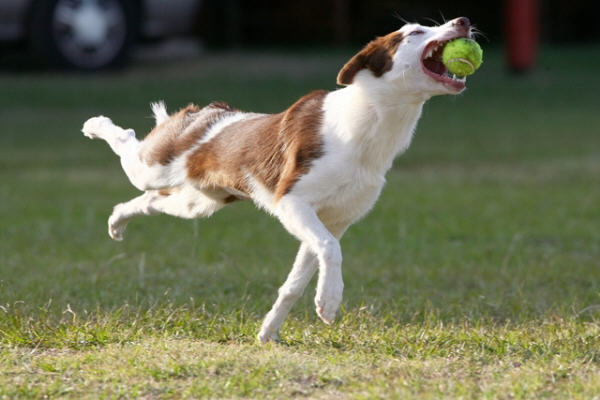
286,89 -> 425,228
293,152 -> 387,227
319,170 -> 385,227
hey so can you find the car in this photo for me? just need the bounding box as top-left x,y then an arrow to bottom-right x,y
0,0 -> 201,70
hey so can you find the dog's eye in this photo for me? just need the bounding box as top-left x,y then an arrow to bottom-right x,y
409,30 -> 424,36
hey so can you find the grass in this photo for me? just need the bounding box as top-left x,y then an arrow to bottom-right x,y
1,45 -> 600,398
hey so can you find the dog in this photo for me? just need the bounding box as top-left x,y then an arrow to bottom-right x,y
82,17 -> 473,343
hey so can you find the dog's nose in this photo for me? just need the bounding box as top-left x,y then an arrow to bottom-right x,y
452,17 -> 471,29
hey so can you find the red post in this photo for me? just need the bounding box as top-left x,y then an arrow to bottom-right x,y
506,0 -> 539,72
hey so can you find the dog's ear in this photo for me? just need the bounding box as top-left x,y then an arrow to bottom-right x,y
337,51 -> 367,86
337,39 -> 395,86
337,32 -> 405,86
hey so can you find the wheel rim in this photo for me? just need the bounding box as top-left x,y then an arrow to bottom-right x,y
52,0 -> 127,68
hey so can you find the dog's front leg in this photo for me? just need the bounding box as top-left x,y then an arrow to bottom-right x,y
275,196 -> 344,326
258,243 -> 318,343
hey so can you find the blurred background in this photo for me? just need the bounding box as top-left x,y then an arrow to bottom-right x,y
0,1 -> 599,336
0,0 -> 598,70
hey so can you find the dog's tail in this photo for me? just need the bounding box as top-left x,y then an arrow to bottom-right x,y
150,101 -> 169,126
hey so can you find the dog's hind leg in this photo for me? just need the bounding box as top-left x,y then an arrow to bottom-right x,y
107,191 -> 156,241
82,116 -> 184,191
107,185 -> 227,241
82,116 -> 136,156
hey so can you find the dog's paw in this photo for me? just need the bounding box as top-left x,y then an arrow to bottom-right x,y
257,329 -> 280,344
82,116 -> 113,139
315,304 -> 338,325
108,206 -> 128,241
315,282 -> 343,324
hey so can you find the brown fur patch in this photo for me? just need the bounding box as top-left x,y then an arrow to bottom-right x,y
337,31 -> 405,85
186,90 -> 327,202
142,102 -> 235,166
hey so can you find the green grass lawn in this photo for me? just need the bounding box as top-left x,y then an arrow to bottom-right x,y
1,46 -> 599,398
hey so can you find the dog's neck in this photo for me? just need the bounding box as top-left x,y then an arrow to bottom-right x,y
326,79 -> 426,174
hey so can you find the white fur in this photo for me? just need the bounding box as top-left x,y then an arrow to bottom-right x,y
82,18 -> 472,343
245,174 -> 276,213
108,185 -> 226,241
151,101 -> 169,125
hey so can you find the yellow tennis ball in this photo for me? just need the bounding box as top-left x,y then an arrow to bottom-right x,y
442,38 -> 483,76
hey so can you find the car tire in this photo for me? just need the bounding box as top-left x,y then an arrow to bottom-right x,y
30,0 -> 138,70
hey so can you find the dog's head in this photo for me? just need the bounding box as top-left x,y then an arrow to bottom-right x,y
337,17 -> 473,97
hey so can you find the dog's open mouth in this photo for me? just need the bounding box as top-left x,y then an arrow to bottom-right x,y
421,37 -> 467,91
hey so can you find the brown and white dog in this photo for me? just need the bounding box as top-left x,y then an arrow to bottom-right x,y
82,17 -> 473,342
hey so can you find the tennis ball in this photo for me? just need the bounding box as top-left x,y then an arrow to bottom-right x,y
442,38 -> 483,76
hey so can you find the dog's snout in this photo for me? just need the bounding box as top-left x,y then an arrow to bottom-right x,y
452,17 -> 471,29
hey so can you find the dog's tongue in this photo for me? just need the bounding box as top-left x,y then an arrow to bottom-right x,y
423,58 -> 446,75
